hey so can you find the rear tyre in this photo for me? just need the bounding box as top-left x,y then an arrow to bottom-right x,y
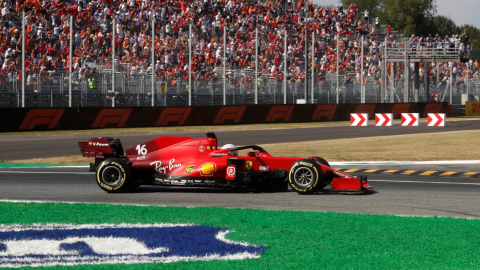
96,158 -> 131,193
288,159 -> 323,194
312,157 -> 333,190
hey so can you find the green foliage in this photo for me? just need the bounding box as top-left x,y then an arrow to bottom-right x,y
426,15 -> 459,37
342,0 -> 436,36
341,0 -> 480,40
383,0 -> 436,36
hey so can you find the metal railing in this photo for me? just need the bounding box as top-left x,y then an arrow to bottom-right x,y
1,71 -> 478,107
386,42 -> 468,60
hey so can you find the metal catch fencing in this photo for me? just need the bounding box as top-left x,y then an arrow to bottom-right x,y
1,71 -> 478,107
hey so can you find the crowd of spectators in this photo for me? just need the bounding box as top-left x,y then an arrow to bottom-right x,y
0,0 -> 476,92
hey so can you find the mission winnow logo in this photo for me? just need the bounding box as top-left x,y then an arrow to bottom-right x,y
0,223 -> 265,268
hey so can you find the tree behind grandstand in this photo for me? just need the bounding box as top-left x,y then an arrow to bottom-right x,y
342,0 -> 479,45
341,0 -> 435,35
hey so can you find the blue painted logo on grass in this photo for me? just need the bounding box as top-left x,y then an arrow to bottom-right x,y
0,223 -> 265,268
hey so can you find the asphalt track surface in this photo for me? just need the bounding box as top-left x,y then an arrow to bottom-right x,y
1,166 -> 480,218
1,119 -> 480,160
1,119 -> 480,218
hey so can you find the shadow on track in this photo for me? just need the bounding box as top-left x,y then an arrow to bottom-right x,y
122,186 -> 377,196
126,186 -> 285,194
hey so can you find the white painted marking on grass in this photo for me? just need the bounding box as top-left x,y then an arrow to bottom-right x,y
0,223 -> 195,232
1,237 -> 168,256
0,224 -> 263,268
369,180 -> 480,185
0,253 -> 262,268
216,230 -> 263,247
330,160 -> 480,166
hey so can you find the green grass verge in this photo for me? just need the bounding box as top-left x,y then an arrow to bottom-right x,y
2,201 -> 480,269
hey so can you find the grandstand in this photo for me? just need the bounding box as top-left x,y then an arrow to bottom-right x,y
0,0 -> 477,107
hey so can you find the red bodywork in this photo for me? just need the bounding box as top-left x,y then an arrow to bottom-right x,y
79,133 -> 372,192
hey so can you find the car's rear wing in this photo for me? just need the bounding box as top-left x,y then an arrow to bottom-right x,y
79,137 -> 125,172
78,137 -> 124,159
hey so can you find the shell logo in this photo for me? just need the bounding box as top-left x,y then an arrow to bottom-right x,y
198,162 -> 217,176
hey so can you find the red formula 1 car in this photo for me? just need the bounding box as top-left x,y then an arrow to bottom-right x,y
79,132 -> 372,194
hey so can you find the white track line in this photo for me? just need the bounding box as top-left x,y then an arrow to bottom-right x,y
331,160 -> 480,165
369,180 -> 480,185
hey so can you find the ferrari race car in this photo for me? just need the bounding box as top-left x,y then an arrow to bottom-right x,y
79,132 -> 372,194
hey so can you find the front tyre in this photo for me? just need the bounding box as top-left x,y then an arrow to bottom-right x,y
312,157 -> 333,190
96,158 -> 131,193
288,159 -> 323,194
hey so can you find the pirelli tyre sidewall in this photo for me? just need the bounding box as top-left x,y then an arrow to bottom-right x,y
288,159 -> 324,194
96,158 -> 131,193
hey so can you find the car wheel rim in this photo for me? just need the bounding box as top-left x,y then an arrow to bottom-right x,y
293,167 -> 314,187
102,166 -> 122,185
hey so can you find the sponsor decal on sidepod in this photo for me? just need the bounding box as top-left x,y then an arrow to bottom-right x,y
226,166 -> 236,177
150,159 -> 182,174
198,162 -> 217,176
184,165 -> 195,175
0,223 -> 265,268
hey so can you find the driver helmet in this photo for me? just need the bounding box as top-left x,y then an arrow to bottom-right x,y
222,144 -> 237,156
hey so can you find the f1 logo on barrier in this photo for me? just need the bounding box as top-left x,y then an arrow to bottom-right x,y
355,104 -> 376,119
350,113 -> 368,126
423,103 -> 442,117
391,104 -> 410,118
213,106 -> 246,124
401,113 -> 419,126
375,113 -> 392,126
18,109 -> 65,130
312,105 -> 337,121
427,113 -> 445,126
91,109 -> 132,128
155,107 -> 192,126
266,106 -> 294,122
0,223 -> 264,268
